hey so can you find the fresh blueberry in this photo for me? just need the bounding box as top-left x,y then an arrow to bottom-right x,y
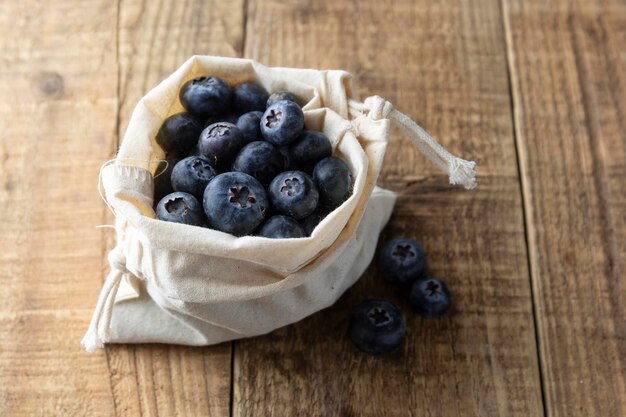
301,206 -> 331,236
156,113 -> 202,157
409,277 -> 452,318
261,100 -> 304,146
267,91 -> 299,107
198,122 -> 245,172
203,172 -> 268,236
268,171 -> 319,220
232,141 -> 285,187
257,215 -> 305,239
236,111 -> 263,144
288,131 -> 332,173
156,192 -> 205,226
179,76 -> 231,118
171,156 -> 217,200
153,159 -> 178,204
232,82 -> 269,113
313,157 -> 351,208
379,238 -> 427,285
348,300 -> 406,356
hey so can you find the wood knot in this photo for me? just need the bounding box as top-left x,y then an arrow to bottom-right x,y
37,71 -> 63,98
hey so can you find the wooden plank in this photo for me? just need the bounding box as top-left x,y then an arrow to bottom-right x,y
103,0 -> 246,416
234,0 -> 544,416
503,0 -> 626,416
0,0 -> 120,415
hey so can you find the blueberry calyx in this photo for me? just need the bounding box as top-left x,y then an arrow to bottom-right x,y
280,177 -> 301,196
368,307 -> 392,327
165,197 -> 189,215
209,124 -> 232,137
265,109 -> 282,128
393,244 -> 415,261
229,186 -> 257,208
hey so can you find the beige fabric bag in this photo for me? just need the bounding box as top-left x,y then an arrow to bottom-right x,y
82,56 -> 476,351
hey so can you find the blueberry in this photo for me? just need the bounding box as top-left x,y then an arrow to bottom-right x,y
203,172 -> 268,236
153,159 -> 178,204
236,111 -> 263,144
156,113 -> 202,157
261,100 -> 304,146
198,122 -> 245,172
171,156 -> 217,200
288,131 -> 332,173
313,157 -> 351,208
301,206 -> 331,236
179,76 -> 231,118
232,82 -> 269,113
348,300 -> 405,356
268,171 -> 319,220
258,215 -> 305,239
379,238 -> 427,285
232,141 -> 285,187
156,192 -> 205,226
267,91 -> 299,107
409,277 -> 452,318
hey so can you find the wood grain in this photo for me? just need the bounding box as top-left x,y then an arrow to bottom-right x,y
234,0 -> 544,416
103,0 -> 245,416
503,0 -> 626,415
0,0 -> 119,415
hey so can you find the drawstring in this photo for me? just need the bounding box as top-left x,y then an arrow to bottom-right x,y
81,246 -> 127,352
349,96 -> 477,190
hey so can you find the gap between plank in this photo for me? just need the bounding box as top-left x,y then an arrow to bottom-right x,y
230,2 -> 250,415
104,0 -> 125,415
498,0 -> 548,416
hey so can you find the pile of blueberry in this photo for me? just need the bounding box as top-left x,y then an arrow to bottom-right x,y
153,77 -> 352,238
348,238 -> 452,355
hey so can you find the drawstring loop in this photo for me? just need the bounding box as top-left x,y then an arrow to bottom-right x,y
80,246 -> 127,352
349,95 -> 477,190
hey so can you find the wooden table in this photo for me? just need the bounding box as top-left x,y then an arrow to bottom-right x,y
1,0 -> 624,416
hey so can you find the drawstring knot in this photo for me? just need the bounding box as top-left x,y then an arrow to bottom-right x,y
363,95 -> 394,120
349,96 -> 477,190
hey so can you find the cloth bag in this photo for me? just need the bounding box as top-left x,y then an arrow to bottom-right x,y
82,56 -> 476,351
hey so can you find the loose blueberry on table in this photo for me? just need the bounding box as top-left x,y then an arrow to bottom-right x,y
348,300 -> 406,355
379,238 -> 428,285
409,276 -> 452,318
153,78 -> 352,238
